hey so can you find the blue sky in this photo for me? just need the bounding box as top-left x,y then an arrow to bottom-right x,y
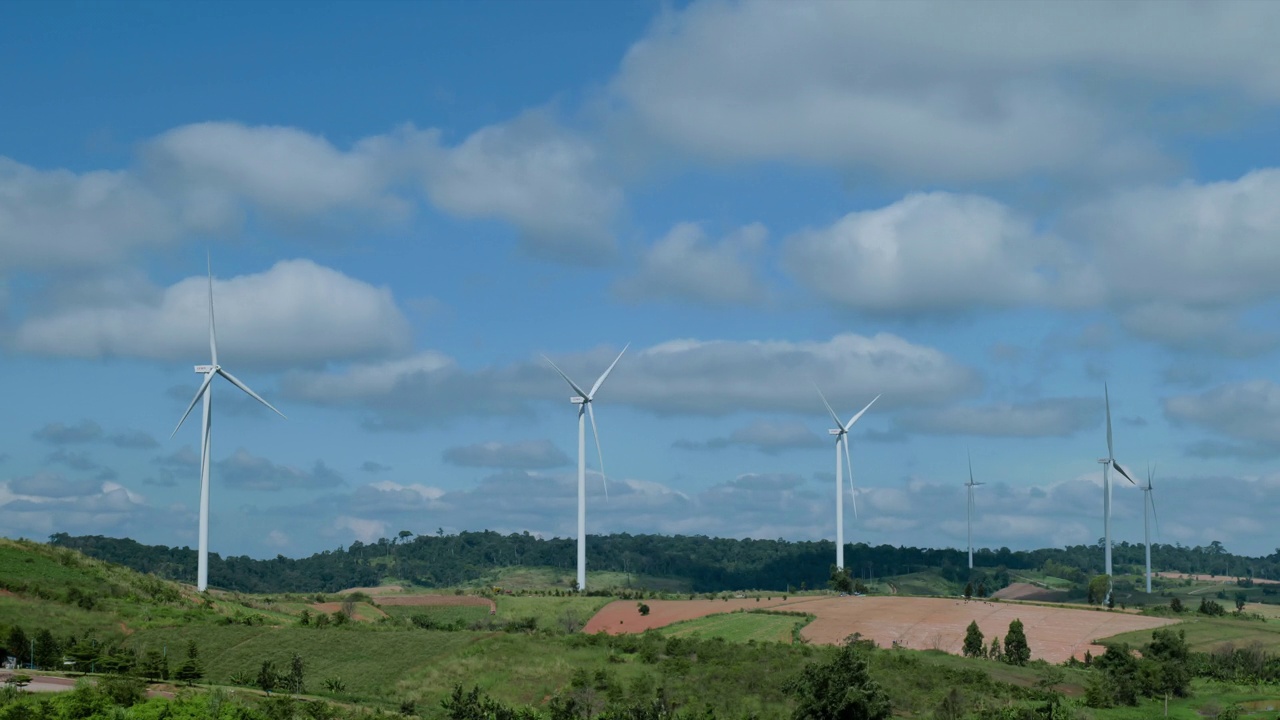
4,0 -> 1280,561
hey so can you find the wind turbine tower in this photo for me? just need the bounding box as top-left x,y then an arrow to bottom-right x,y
1143,464 -> 1160,594
817,388 -> 879,570
545,345 -> 628,592
965,453 -> 984,570
172,258 -> 287,591
1098,384 -> 1135,598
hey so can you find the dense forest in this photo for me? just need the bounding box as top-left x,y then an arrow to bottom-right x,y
47,531 -> 1280,595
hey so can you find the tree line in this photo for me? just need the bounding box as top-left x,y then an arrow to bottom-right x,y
47,531 -> 1280,595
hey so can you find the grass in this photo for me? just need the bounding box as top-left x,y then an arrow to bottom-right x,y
886,570 -> 957,597
461,566 -> 692,593
658,611 -> 803,644
494,595 -> 613,630
1101,614 -> 1280,654
379,604 -> 492,626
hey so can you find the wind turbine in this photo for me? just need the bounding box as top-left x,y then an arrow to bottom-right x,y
1097,384 -> 1135,599
172,258 -> 286,591
1143,463 -> 1160,593
544,344 -> 628,593
965,453 -> 985,570
817,387 -> 880,570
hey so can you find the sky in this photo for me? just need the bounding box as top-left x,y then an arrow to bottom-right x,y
3,0 -> 1280,561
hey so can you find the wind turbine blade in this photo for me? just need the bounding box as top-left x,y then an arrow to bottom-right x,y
587,402 -> 608,501
1111,459 -> 1136,485
172,372 -> 215,437
815,384 -> 844,429
542,355 -> 590,399
1104,383 -> 1114,459
843,434 -> 857,519
208,253 -> 218,367
843,394 -> 881,432
588,343 -> 629,399
217,368 -> 287,419
968,451 -> 974,486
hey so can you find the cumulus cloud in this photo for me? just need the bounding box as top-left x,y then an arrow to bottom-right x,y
421,110 -> 622,263
282,333 -> 978,428
8,472 -> 102,499
442,440 -> 570,469
615,222 -> 769,305
609,1 -> 1279,182
215,449 -> 346,492
674,419 -> 825,455
16,259 -> 412,368
1164,380 -> 1280,459
897,398 -> 1100,437
785,193 -> 1092,314
0,476 -> 158,539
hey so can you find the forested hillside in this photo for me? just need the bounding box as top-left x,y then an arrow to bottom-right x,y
48,531 -> 1280,594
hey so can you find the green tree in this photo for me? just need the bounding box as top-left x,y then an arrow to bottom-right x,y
784,636 -> 891,720
140,648 -> 169,681
1143,628 -> 1191,698
298,608 -> 312,626
258,659 -> 279,694
32,629 -> 59,670
1003,619 -> 1031,666
5,626 -> 29,668
1169,597 -> 1183,613
1091,644 -> 1139,706
828,566 -> 855,594
962,621 -> 984,658
933,688 -> 964,720
67,639 -> 100,674
638,603 -> 650,617
287,652 -> 306,695
987,636 -> 1002,662
174,639 -> 203,686
1087,575 -> 1110,605
1235,592 -> 1247,612
962,582 -> 973,600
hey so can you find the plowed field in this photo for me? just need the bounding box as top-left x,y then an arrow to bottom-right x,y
586,596 -> 1176,663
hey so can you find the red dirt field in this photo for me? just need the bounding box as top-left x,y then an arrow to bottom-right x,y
992,582 -> 1069,603
585,596 -> 1176,663
375,594 -> 497,612
1155,572 -> 1280,585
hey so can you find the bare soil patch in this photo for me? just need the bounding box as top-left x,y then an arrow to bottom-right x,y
992,582 -> 1070,603
585,596 -> 1175,663
376,594 -> 496,612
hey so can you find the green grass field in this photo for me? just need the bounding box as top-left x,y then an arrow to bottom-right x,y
658,611 -> 803,644
886,570 -> 957,597
1102,614 -> 1280,654
379,604 -> 492,626
494,595 -> 613,630
459,566 -> 692,593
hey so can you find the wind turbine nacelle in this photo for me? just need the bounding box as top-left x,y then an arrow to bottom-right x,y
828,429 -> 842,435
194,365 -> 214,373
570,397 -> 586,404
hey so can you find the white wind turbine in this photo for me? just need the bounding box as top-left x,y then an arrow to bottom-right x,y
1143,463 -> 1160,593
817,387 -> 880,570
172,259 -> 286,591
1098,384 -> 1136,599
544,344 -> 628,593
965,453 -> 985,570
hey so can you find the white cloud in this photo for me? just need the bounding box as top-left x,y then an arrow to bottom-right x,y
1164,380 -> 1280,459
784,193 -> 1090,313
609,1 -> 1280,182
215,448 -> 346,492
615,222 -> 769,305
16,259 -> 411,368
333,516 -> 388,544
421,110 -> 622,263
282,333 -> 978,428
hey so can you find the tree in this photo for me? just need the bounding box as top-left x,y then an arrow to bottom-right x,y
140,648 -> 169,681
1235,592 -> 1247,613
4,674 -> 31,689
933,688 -> 964,720
637,603 -> 650,617
5,626 -> 29,668
988,636 -> 1002,662
962,582 -> 973,600
1169,597 -> 1183,613
67,638 -> 100,674
287,652 -> 306,695
1003,619 -> 1031,666
1143,628 -> 1191,699
258,659 -> 279,694
962,622 -> 984,658
828,566 -> 854,594
32,629 -> 59,670
785,637 -> 891,720
1087,575 -> 1110,605
175,641 -> 204,686
298,608 -> 312,626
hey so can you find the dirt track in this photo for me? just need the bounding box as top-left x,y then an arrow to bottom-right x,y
585,595 -> 1175,663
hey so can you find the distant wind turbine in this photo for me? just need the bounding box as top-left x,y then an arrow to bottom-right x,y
544,344 -> 628,592
1143,463 -> 1160,594
172,257 -> 287,592
965,453 -> 985,570
817,387 -> 879,571
1097,384 -> 1136,599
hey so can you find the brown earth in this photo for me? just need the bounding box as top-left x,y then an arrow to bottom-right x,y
585,595 -> 1176,663
375,594 -> 497,612
1155,572 -> 1280,585
992,582 -> 1070,603
310,601 -> 389,622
